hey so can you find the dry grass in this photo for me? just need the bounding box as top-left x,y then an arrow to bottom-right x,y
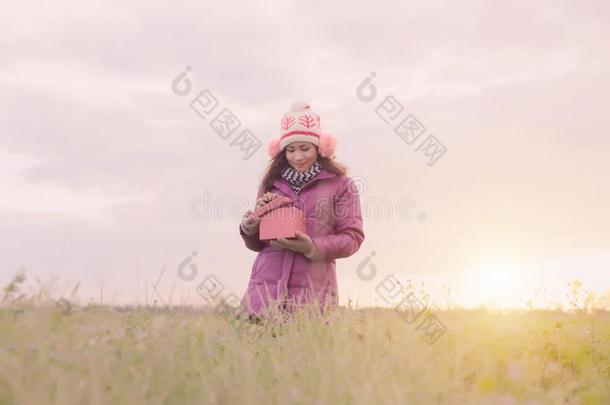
1,276 -> 609,404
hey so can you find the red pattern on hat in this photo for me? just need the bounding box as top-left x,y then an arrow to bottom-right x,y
267,101 -> 337,160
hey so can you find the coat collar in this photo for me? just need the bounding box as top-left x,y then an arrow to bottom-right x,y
272,168 -> 337,197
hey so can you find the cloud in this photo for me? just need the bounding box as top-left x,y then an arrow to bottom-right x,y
1,0 -> 609,305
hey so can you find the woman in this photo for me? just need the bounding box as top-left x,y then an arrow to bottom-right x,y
239,101 -> 365,320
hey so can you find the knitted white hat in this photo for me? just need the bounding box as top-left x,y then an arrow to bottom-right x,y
268,101 -> 337,159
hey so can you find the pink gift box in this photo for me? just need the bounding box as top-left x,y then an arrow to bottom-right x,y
250,196 -> 305,240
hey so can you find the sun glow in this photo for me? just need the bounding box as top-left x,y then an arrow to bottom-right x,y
459,263 -> 536,309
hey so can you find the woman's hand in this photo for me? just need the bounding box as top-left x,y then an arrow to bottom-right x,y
240,210 -> 260,236
270,231 -> 323,260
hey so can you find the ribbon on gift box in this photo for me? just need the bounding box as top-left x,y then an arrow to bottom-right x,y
249,196 -> 294,218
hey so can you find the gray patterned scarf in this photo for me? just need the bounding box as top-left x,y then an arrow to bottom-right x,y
281,161 -> 322,194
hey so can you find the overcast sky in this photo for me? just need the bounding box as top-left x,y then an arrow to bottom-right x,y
1,0 -> 609,309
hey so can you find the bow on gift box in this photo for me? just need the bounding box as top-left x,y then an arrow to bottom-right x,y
248,195 -> 294,218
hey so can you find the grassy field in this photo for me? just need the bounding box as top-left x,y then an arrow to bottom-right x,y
1,280 -> 609,404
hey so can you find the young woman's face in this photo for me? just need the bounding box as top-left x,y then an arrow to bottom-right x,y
285,142 -> 318,172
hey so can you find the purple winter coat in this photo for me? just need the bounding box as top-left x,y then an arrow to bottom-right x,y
239,168 -> 365,317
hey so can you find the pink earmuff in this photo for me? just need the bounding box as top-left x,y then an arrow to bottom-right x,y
318,132 -> 337,159
268,138 -> 281,159
267,132 -> 337,159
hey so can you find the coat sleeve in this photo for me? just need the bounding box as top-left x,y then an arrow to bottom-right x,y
239,185 -> 266,252
309,177 -> 365,261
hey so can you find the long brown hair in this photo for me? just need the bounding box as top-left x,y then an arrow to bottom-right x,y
259,145 -> 348,194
